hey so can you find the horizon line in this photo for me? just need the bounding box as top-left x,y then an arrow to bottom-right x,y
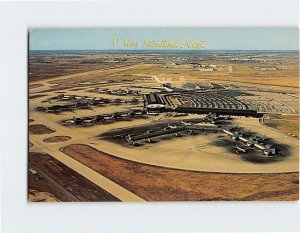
29,49 -> 299,52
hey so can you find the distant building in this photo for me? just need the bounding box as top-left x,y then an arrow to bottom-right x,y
146,104 -> 166,114
254,66 -> 279,71
182,82 -> 197,89
162,83 -> 172,88
197,68 -> 214,72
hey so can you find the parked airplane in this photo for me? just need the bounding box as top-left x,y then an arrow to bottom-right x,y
181,120 -> 193,126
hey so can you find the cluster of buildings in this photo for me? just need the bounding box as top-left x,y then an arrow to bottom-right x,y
167,62 -> 224,71
90,88 -> 140,96
254,66 -> 280,71
142,92 -> 262,117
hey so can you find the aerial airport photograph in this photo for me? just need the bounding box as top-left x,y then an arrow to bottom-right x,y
28,28 -> 299,202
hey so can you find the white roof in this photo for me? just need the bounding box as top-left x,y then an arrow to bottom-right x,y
147,104 -> 165,108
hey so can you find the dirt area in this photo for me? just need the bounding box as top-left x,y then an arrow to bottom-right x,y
29,124 -> 55,134
43,136 -> 71,143
61,144 -> 299,201
265,115 -> 299,136
29,141 -> 33,148
28,51 -> 137,82
35,87 -> 72,93
29,83 -> 44,89
29,152 -> 120,202
29,94 -> 47,99
29,189 -> 60,202
69,88 -> 85,91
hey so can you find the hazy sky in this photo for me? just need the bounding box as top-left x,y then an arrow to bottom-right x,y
29,28 -> 299,51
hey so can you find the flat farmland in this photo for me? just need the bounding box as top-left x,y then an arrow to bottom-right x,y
29,51 -> 153,82
122,63 -> 299,92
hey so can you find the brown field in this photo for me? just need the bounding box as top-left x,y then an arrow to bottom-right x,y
43,136 -> 71,143
265,115 -> 299,136
35,87 -> 71,94
29,52 -> 137,81
61,144 -> 299,201
29,141 -> 33,148
29,152 -> 120,202
29,83 -> 44,89
29,124 -> 55,134
29,119 -> 34,123
29,94 -> 47,99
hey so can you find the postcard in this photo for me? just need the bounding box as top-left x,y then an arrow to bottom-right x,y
28,28 -> 299,202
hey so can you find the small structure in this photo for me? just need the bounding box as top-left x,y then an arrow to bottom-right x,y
162,83 -> 172,88
146,104 -> 165,114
